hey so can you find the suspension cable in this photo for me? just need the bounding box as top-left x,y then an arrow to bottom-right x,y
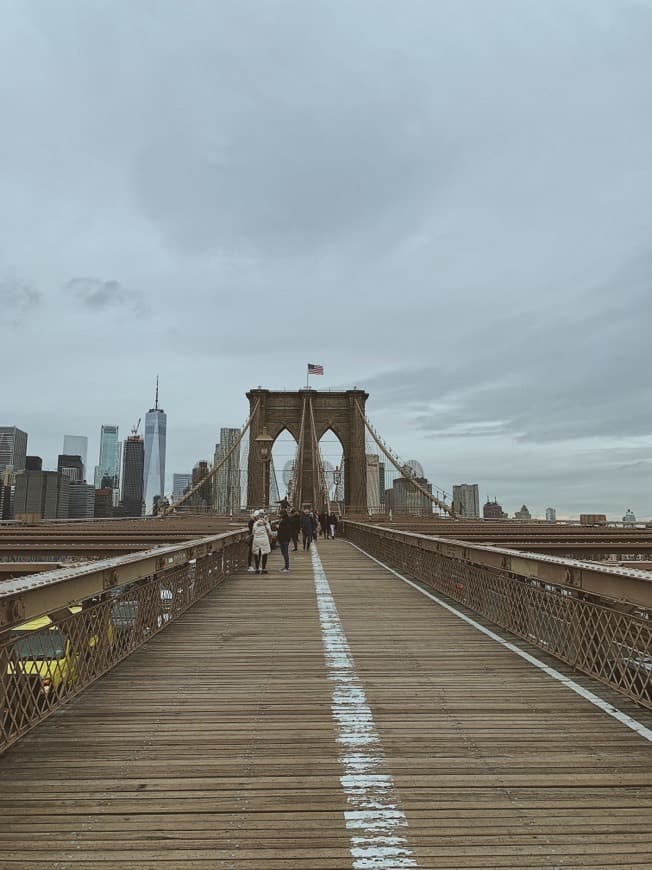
353,398 -> 455,517
292,392 -> 308,509
308,395 -> 331,513
161,398 -> 261,517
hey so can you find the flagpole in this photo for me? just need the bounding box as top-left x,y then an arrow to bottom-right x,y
306,366 -> 309,389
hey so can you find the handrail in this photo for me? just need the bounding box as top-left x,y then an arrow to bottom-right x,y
1,528 -> 250,751
0,528 -> 248,632
343,521 -> 652,609
342,521 -> 652,710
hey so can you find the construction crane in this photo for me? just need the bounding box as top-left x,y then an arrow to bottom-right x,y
131,418 -> 141,436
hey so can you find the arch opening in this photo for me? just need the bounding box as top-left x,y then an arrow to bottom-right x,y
271,428 -> 298,508
318,428 -> 345,511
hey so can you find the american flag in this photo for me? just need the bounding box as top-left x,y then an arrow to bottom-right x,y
308,363 -> 324,375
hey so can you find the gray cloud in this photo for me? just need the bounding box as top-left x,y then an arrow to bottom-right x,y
0,276 -> 40,312
62,277 -> 147,315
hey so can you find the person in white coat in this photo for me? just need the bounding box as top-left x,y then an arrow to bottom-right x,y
251,512 -> 272,574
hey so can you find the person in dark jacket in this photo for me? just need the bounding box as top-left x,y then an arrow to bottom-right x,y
319,511 -> 328,539
289,510 -> 300,551
301,509 -> 314,550
276,510 -> 292,572
328,512 -> 338,539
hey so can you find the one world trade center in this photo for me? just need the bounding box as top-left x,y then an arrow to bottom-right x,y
143,377 -> 167,514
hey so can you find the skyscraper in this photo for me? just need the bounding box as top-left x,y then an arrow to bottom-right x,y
0,427 -> 28,472
191,460 -> 212,510
121,435 -> 144,517
68,482 -> 95,518
14,471 -> 69,520
452,484 -> 480,518
94,425 -> 121,491
58,454 -> 84,482
63,435 -> 88,478
213,428 -> 241,513
387,476 -> 433,515
143,378 -> 167,513
483,498 -> 507,519
173,473 -> 192,501
366,454 -> 381,512
545,507 -> 557,522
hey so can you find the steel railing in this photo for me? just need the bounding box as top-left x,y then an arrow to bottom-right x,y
343,522 -> 652,710
0,529 -> 249,752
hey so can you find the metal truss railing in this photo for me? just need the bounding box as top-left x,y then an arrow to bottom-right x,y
0,529 -> 249,752
343,522 -> 652,710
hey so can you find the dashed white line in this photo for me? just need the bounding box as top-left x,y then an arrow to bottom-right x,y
310,544 -> 418,869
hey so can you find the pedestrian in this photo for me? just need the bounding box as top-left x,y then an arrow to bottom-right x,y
251,511 -> 272,574
319,510 -> 328,539
247,511 -> 257,573
290,509 -> 300,551
276,509 -> 292,572
301,509 -> 314,550
328,511 -> 338,539
311,510 -> 319,542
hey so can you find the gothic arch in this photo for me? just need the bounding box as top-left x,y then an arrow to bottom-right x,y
246,388 -> 368,510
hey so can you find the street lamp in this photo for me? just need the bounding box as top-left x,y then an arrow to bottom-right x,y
255,428 -> 274,509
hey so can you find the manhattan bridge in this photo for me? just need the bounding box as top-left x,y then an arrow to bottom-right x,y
1,387 -> 651,868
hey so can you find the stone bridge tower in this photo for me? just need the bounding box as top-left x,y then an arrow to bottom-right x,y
246,388 -> 368,512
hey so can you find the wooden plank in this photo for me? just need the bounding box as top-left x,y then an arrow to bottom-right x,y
0,540 -> 651,867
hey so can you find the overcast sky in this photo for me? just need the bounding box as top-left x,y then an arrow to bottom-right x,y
2,0 -> 652,519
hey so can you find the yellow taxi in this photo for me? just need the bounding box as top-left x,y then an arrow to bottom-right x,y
8,615 -> 79,701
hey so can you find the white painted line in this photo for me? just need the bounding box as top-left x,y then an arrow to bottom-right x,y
348,540 -> 652,745
310,545 -> 418,869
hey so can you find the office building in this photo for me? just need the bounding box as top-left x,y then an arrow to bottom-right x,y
452,483 -> 480,518
213,428 -> 241,514
25,456 -> 42,471
378,461 -> 386,508
386,476 -> 433,515
0,478 -> 11,520
580,513 -> 607,526
0,427 -> 27,473
0,464 -> 17,519
623,508 -> 636,527
366,454 -> 381,512
143,379 -> 167,513
545,507 -> 557,522
173,473 -> 192,501
14,471 -> 69,520
63,435 -> 88,478
58,454 -> 84,482
94,487 -> 113,518
190,460 -> 212,510
94,425 -> 121,491
121,435 -> 144,517
68,482 -> 95,518
515,504 -> 532,521
483,498 -> 507,519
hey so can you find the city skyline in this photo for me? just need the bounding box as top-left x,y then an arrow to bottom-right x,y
2,3 -> 652,518
3,390 -> 651,520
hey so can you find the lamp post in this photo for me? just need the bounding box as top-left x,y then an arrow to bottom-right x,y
255,428 -> 274,509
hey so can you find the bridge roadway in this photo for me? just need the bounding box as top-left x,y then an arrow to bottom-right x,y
1,540 -> 652,868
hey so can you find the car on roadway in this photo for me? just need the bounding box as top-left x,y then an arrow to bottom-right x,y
6,615 -> 79,704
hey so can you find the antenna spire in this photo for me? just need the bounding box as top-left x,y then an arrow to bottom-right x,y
155,375 -> 159,410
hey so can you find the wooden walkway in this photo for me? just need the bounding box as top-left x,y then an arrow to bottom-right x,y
1,540 -> 652,868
